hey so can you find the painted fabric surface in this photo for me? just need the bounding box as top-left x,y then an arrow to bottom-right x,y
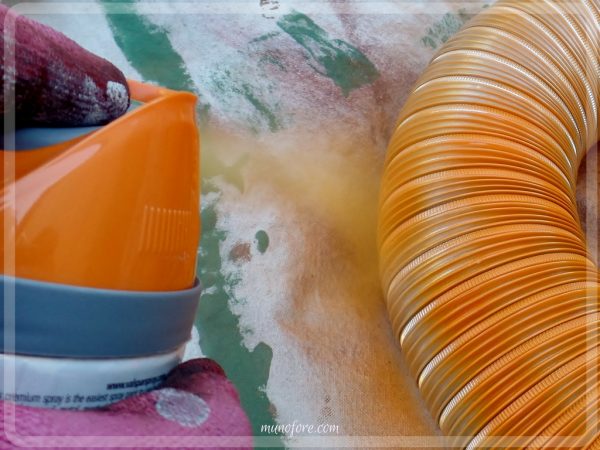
27,1 -> 489,447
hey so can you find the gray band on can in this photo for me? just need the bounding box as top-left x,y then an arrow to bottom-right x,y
0,276 -> 201,358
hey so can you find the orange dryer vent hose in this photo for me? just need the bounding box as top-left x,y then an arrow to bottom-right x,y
378,0 -> 599,447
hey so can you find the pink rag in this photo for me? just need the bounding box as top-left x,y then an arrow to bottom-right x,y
0,359 -> 252,449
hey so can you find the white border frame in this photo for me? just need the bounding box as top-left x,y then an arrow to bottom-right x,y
2,1 -> 599,447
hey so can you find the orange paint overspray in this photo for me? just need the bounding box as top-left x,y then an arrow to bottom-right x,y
201,123 -> 440,436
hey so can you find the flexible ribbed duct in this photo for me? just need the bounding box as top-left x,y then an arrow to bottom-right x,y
378,0 -> 600,447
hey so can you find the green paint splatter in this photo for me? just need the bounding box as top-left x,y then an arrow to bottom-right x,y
100,0 -> 210,122
259,53 -> 287,71
421,7 -> 484,49
249,31 -> 281,44
210,70 -> 282,133
241,84 -> 281,132
255,230 -> 270,254
250,34 -> 287,75
277,11 -> 379,96
198,187 -> 283,448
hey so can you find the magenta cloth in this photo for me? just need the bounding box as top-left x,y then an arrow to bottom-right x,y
0,359 -> 252,449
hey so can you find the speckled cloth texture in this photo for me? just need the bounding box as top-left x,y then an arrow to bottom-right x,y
0,359 -> 252,450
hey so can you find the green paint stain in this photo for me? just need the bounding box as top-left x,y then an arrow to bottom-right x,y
100,0 -> 210,122
277,11 -> 379,96
198,186 -> 283,448
250,34 -> 287,73
421,7 -> 483,49
259,53 -> 287,72
210,70 -> 282,133
241,84 -> 281,132
249,31 -> 281,44
255,230 -> 270,254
